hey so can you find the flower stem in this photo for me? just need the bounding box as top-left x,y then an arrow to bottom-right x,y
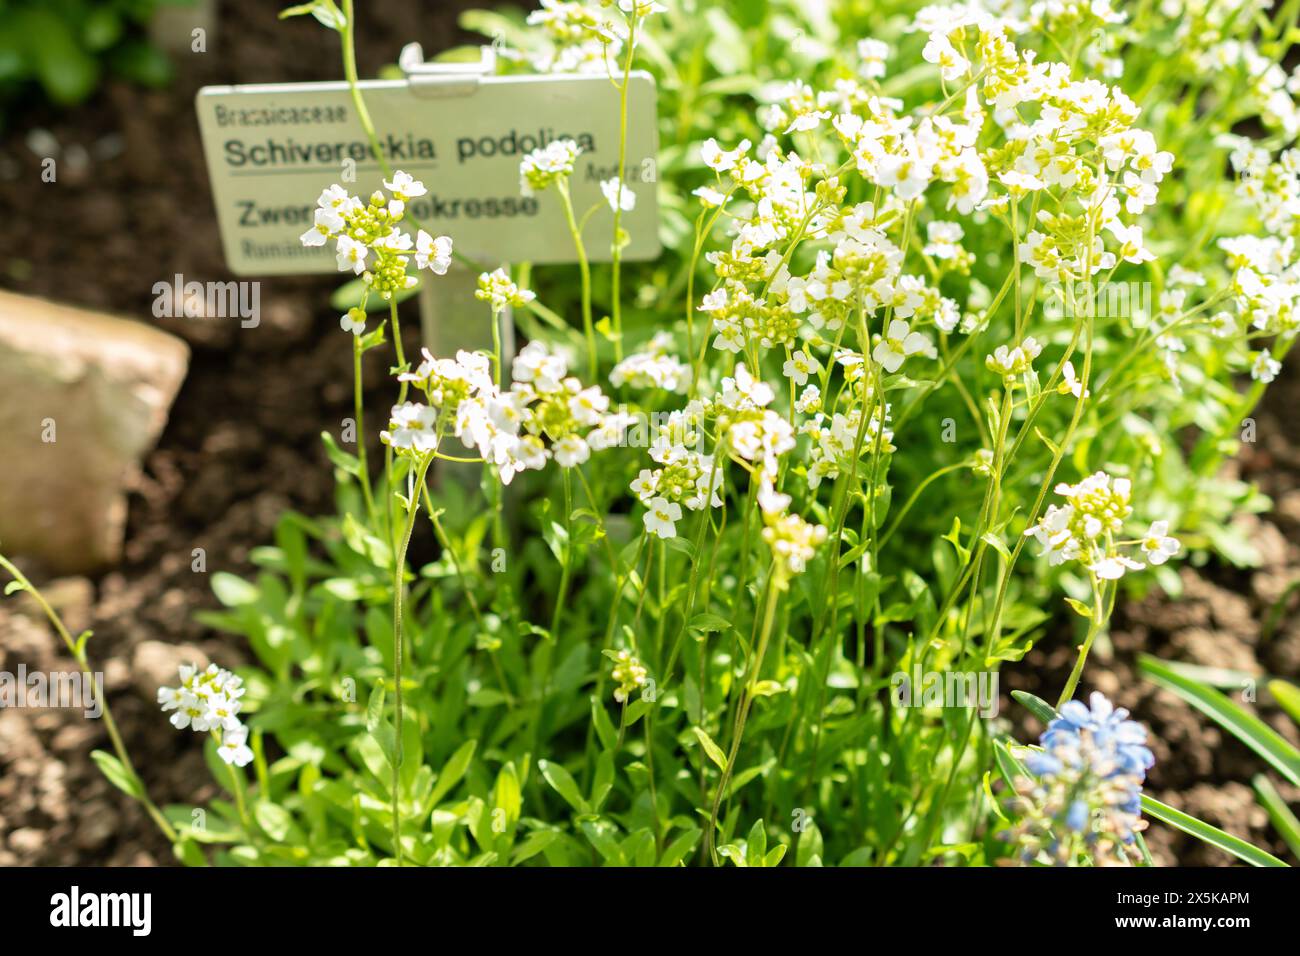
389,452 -> 434,864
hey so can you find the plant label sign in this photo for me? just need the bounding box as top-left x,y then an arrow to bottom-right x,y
195,72 -> 660,276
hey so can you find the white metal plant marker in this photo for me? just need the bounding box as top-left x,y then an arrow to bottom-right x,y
195,42 -> 658,335
195,42 -> 659,480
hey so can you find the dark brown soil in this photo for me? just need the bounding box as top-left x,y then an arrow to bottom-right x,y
1,0 -> 1297,868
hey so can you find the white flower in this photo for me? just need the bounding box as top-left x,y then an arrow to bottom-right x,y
877,152 -> 932,199
217,725 -> 254,767
795,384 -> 822,414
300,206 -> 342,247
785,110 -> 831,134
160,663 -> 246,735
999,170 -> 1046,195
317,184 -> 353,210
340,311 -> 366,336
382,402 -> 440,454
335,235 -> 368,274
478,268 -> 536,311
922,32 -> 969,82
168,692 -> 210,731
923,220 -> 965,260
1061,361 -> 1089,398
416,231 -> 453,274
553,434 -> 591,468
782,349 -> 822,386
858,38 -> 889,79
1251,351 -> 1281,383
513,340 -> 567,391
157,686 -> 182,712
986,338 -> 1043,378
383,170 -> 426,201
873,319 -> 929,373
601,177 -> 636,212
1140,521 -> 1180,565
1090,555 -> 1145,580
757,473 -> 791,515
630,469 -> 658,502
204,690 -> 243,732
643,496 -> 682,538
701,138 -> 751,172
693,185 -> 728,207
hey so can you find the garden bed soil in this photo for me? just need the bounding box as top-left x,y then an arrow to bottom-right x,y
1,0 -> 1298,867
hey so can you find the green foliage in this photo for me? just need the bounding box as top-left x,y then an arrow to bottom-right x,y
0,0 -> 174,120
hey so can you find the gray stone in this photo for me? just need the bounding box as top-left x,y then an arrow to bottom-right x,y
0,291 -> 189,573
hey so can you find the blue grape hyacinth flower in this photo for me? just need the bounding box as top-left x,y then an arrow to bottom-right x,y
1006,692 -> 1154,866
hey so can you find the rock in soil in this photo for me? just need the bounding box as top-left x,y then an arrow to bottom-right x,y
0,290 -> 189,574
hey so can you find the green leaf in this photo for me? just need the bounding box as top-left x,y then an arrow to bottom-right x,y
745,819 -> 767,864
979,531 -> 1011,559
1253,774 -> 1300,860
1064,597 -> 1091,619
429,739 -> 476,807
279,0 -> 347,31
90,750 -> 143,799
538,759 -> 589,814
992,738 -> 1029,790
366,685 -> 386,735
591,698 -> 618,751
211,572 -> 259,607
254,801 -> 294,841
689,612 -> 733,634
1269,679 -> 1300,727
795,820 -> 824,867
321,431 -> 362,477
1011,690 -> 1057,725
1141,795 -> 1287,867
692,727 -> 728,771
4,580 -> 26,596
19,10 -> 99,105
1139,655 -> 1300,786
658,827 -> 700,866
109,40 -> 172,89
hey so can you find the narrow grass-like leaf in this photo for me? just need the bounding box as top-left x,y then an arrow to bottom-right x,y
1252,774 -> 1300,861
1141,795 -> 1287,867
1139,655 -> 1300,786
1011,690 -> 1057,725
1269,679 -> 1300,727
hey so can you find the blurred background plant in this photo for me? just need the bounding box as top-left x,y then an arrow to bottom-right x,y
0,0 -> 179,126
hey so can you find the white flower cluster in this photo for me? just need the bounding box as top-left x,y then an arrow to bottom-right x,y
609,649 -> 649,703
1212,140 -> 1300,383
515,0 -> 664,74
629,402 -> 722,539
298,173 -> 452,305
386,340 -> 630,485
520,138 -> 582,196
610,331 -> 691,393
800,400 -> 895,490
476,268 -> 537,312
157,664 -> 252,767
1025,471 -> 1180,581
